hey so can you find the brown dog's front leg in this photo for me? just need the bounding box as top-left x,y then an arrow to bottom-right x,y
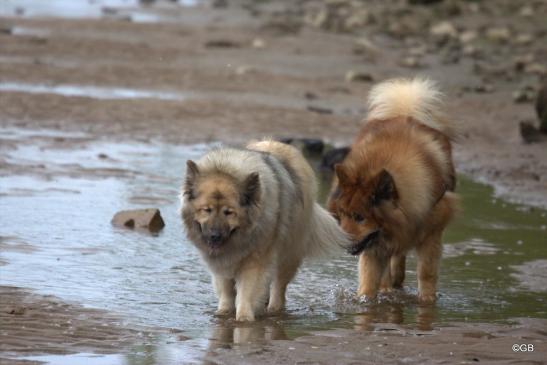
357,251 -> 388,299
416,233 -> 442,303
391,254 -> 406,289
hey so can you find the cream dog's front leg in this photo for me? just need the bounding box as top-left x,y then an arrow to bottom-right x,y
234,259 -> 270,321
213,275 -> 235,315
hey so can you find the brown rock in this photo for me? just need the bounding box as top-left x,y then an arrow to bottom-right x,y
111,208 -> 165,232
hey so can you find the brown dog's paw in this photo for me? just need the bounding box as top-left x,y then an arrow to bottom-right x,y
418,293 -> 437,304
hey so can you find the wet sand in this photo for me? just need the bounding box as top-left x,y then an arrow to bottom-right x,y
205,319 -> 547,365
1,0 -> 546,363
0,286 -> 177,365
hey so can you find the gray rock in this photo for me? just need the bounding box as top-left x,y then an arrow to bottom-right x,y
519,121 -> 544,143
536,83 -> 547,133
321,147 -> 350,170
513,86 -> 536,104
112,208 -> 165,232
307,106 -> 334,115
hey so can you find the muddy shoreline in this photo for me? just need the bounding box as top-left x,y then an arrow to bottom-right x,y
1,1 -> 546,207
2,285 -> 546,365
1,0 -> 546,363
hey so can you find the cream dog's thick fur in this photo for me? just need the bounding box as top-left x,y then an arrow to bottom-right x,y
181,140 -> 349,321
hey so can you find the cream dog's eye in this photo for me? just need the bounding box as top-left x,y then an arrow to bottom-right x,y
202,207 -> 212,213
224,209 -> 234,216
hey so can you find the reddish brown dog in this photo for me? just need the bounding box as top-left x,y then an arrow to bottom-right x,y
327,78 -> 459,303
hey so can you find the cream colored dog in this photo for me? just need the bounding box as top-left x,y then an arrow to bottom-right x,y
181,140 -> 349,321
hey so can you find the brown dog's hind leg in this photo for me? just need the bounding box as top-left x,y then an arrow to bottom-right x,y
358,251 -> 389,299
416,232 -> 442,303
391,254 -> 406,289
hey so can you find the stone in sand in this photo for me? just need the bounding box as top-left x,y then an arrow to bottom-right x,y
111,208 -> 165,232
536,82 -> 547,133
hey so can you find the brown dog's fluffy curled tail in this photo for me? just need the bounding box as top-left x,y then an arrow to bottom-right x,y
367,77 -> 457,139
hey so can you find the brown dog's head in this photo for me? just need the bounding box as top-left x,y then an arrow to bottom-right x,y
181,160 -> 260,255
329,164 -> 399,255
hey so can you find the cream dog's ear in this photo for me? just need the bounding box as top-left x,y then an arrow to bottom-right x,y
184,160 -> 200,199
240,172 -> 260,206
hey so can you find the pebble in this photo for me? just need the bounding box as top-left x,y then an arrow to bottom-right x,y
459,30 -> 478,44
205,39 -> 241,48
430,21 -> 458,38
307,105 -> 334,115
513,88 -> 535,104
251,38 -> 265,49
235,65 -> 256,76
485,27 -> 511,43
514,34 -> 533,46
519,5 -> 534,17
400,56 -> 421,68
345,70 -> 374,83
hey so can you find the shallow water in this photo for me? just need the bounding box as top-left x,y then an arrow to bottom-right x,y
0,0 -> 200,19
0,82 -> 186,101
0,128 -> 546,364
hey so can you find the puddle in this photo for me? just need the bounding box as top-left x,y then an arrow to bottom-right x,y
0,0 -> 201,19
8,26 -> 50,37
510,260 -> 547,293
0,81 -> 356,115
0,128 -> 546,363
0,82 -> 185,101
21,353 -> 124,365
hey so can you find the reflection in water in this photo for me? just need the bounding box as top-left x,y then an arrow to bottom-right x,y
208,319 -> 288,348
353,303 -> 435,332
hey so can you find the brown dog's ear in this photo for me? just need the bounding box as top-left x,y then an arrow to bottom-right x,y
372,169 -> 398,204
335,164 -> 350,185
184,160 -> 200,199
241,172 -> 260,206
